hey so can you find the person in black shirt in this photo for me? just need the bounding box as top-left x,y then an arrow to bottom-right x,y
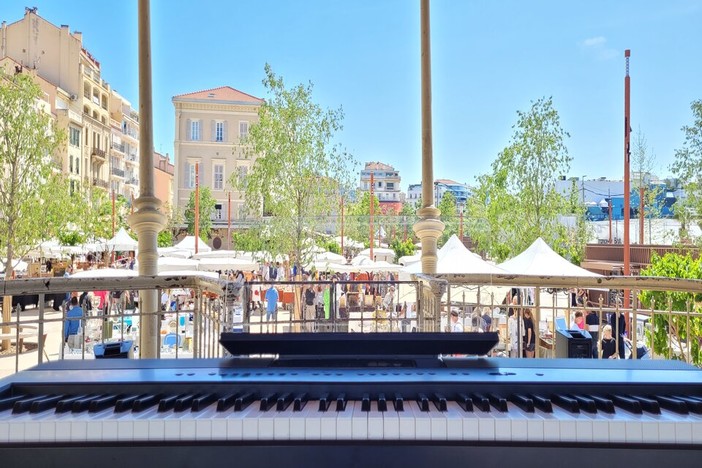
609,311 -> 626,359
601,325 -> 617,359
523,308 -> 535,358
303,284 -> 316,331
585,310 -> 600,357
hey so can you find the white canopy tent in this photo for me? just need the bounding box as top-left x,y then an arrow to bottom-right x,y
155,257 -> 200,273
174,236 -> 212,253
106,228 -> 138,251
70,268 -> 137,279
403,235 -> 505,275
198,257 -> 259,272
358,247 -> 396,263
313,251 -> 346,264
498,237 -> 602,277
158,247 -> 193,259
158,270 -> 220,280
191,250 -> 240,260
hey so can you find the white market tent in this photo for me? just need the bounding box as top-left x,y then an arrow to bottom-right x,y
198,257 -> 259,272
156,257 -> 200,273
498,237 -> 602,277
313,251 -> 346,264
106,228 -> 138,251
70,268 -> 137,279
358,247 -> 396,263
158,247 -> 193,259
404,235 -> 505,275
191,250 -> 240,260
174,236 -> 212,253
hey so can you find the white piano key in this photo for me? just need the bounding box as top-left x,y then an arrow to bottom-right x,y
7,415 -> 26,442
547,405 -> 577,442
258,406 -> 277,440
228,403 -> 260,440
504,403 -> 529,442
443,402 -> 464,440
367,401 -> 384,440
410,401 -> 432,440
289,402 -> 311,440
492,408 -> 512,442
397,402 -> 415,440
382,403 -> 400,440
351,401 -> 368,440
132,406 -> 162,441
303,403 -> 322,440
427,405 -> 447,441
163,410 -> 190,441
193,404 -> 220,441
273,406 -> 295,440
336,402 -> 353,439
0,413 -> 8,443
573,410 -> 595,443
319,404 -> 337,440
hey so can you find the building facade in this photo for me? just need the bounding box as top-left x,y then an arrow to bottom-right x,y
154,151 -> 174,214
172,86 -> 263,227
359,162 -> 403,213
407,179 -> 471,210
1,8 -> 139,198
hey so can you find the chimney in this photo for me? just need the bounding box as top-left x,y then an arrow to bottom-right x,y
73,31 -> 82,44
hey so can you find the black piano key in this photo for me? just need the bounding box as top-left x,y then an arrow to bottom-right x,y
432,393 -> 447,412
318,393 -> 331,412
673,395 -> 702,414
377,394 -> 387,412
552,394 -> 580,413
335,393 -> 347,412
174,394 -> 196,412
609,394 -> 642,414
530,394 -> 552,413
361,394 -> 371,412
158,394 -> 181,413
12,395 -> 45,414
589,395 -> 615,414
0,394 -> 28,411
393,393 -> 404,412
654,395 -> 688,415
456,393 -> 474,412
293,393 -> 308,411
133,394 -> 160,413
217,393 -> 237,412
30,394 -> 65,413
56,394 -> 87,413
89,394 -> 119,413
192,393 -> 216,412
470,393 -> 490,412
510,394 -> 535,413
234,392 -> 255,412
631,396 -> 660,414
115,395 -> 141,413
276,393 -> 293,411
568,395 -> 596,414
417,393 -> 430,412
259,393 -> 277,412
488,393 -> 508,412
72,394 -> 103,413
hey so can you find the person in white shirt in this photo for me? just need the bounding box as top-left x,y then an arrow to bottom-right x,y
161,290 -> 169,311
507,309 -> 524,357
449,310 -> 463,333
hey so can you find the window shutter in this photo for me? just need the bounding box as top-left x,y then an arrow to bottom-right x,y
186,119 -> 191,140
211,120 -> 216,142
184,162 -> 191,188
223,121 -> 228,143
198,163 -> 204,186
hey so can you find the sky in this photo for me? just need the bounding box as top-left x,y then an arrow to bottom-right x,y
1,0 -> 700,190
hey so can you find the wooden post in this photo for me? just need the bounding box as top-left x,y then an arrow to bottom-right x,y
370,172 -> 374,260
194,163 -> 199,254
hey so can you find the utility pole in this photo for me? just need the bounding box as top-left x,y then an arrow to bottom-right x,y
194,162 -> 199,254
623,49 -> 632,317
608,189 -> 613,244
227,191 -> 231,250
111,190 -> 116,265
639,186 -> 645,244
340,196 -> 344,254
369,172 -> 374,260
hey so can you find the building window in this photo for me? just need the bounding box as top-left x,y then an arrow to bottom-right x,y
214,163 -> 224,190
69,127 -> 81,147
239,121 -> 249,139
214,204 -> 223,220
186,162 -> 196,189
215,122 -> 224,142
191,120 -> 201,141
386,182 -> 394,191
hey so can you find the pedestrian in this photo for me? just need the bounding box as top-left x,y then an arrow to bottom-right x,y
264,284 -> 279,332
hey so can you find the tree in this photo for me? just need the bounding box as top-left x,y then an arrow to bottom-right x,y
390,238 -> 416,260
631,127 -> 663,243
671,100 -> 702,238
230,64 -> 357,271
0,71 -> 66,347
184,186 -> 216,239
232,228 -> 266,252
466,97 -> 576,262
346,192 -> 381,246
438,191 -> 458,246
639,253 -> 702,365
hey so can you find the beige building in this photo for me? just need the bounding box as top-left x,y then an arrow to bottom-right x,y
154,151 -> 174,214
1,7 -> 139,198
172,86 -> 263,227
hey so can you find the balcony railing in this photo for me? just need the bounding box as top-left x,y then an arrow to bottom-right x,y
111,167 -> 125,178
126,177 -> 139,186
91,147 -> 106,160
92,177 -> 109,189
112,142 -> 124,153
584,244 -> 701,268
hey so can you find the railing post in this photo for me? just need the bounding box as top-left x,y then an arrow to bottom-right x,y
631,289 -> 638,359
38,294 -> 45,364
193,289 -> 200,358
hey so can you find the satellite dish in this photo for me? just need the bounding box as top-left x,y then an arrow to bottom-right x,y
212,236 -> 222,250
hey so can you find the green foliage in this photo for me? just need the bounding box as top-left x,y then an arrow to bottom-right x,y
157,230 -> 173,248
390,238 -> 416,260
0,71 -> 66,280
58,230 -> 85,247
232,228 -> 265,252
466,96 -> 582,262
438,191 -> 458,246
671,100 -> 702,237
319,239 -> 342,255
184,186 -> 217,239
639,252 -> 702,364
345,191 -> 381,245
230,64 -> 356,267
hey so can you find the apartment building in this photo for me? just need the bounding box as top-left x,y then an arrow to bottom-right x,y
359,162 -> 404,214
1,7 -> 139,197
172,86 -> 263,226
407,179 -> 471,210
154,151 -> 175,214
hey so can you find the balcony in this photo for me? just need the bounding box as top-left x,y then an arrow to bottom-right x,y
91,147 -> 106,161
126,177 -> 139,186
111,167 -> 125,178
92,177 -> 109,189
112,142 -> 125,153
582,243 -> 701,274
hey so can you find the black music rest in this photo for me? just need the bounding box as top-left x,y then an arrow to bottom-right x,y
219,332 -> 500,357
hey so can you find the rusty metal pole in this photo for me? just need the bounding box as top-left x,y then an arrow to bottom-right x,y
623,50 -> 631,327
194,163 -> 199,254
370,172 -> 374,260
340,196 -> 344,254
639,186 -> 645,244
227,191 -> 231,250
608,195 -> 612,244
